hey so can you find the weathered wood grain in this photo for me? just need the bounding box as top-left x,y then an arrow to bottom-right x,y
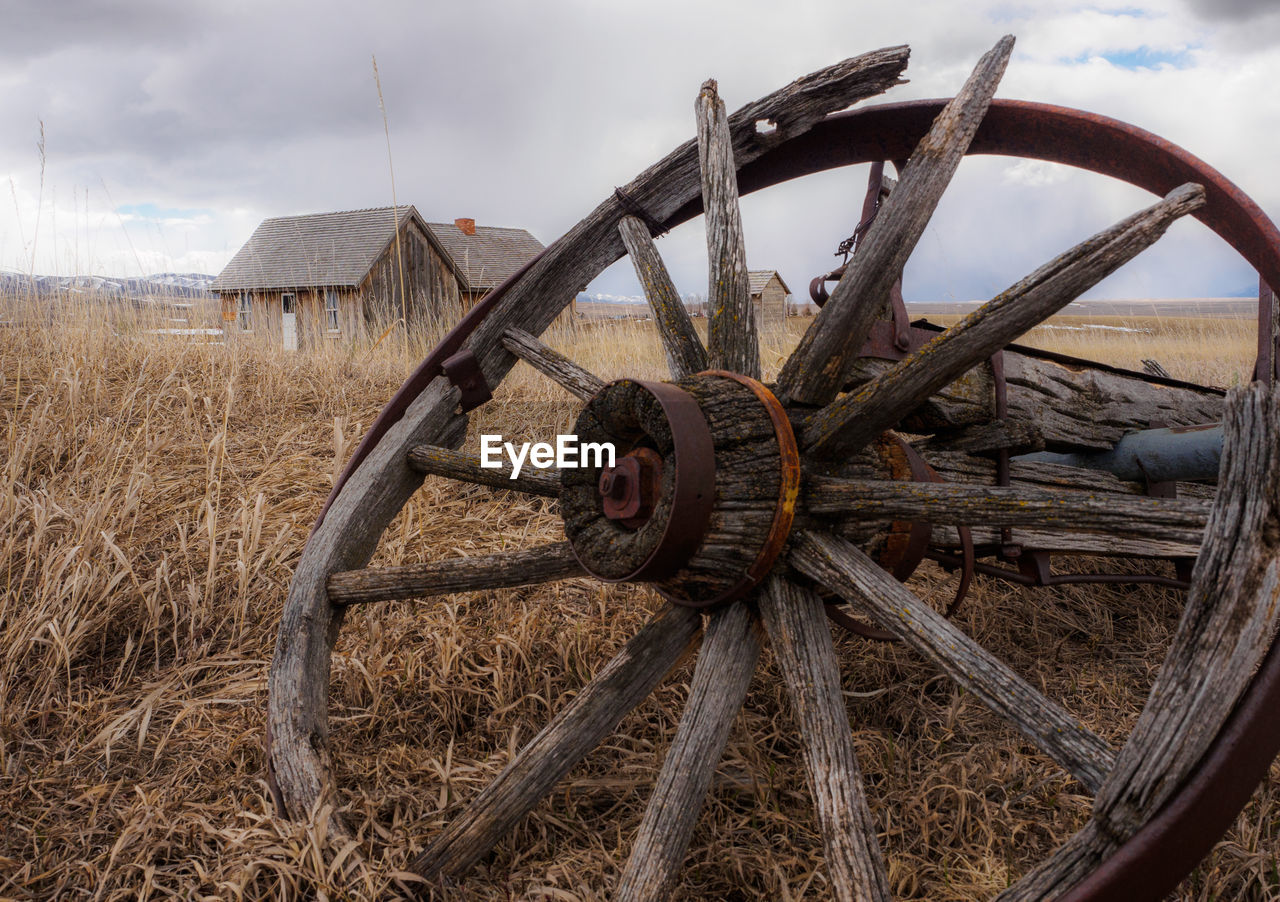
841,349 -> 1225,453
268,44 -> 907,841
413,604 -> 702,881
618,215 -> 709,379
502,326 -> 605,401
790,530 -> 1115,791
805,476 -> 1210,545
758,577 -> 891,902
776,35 -> 1013,407
406,443 -> 561,497
326,542 -> 582,606
804,183 -> 1207,458
697,79 -> 759,378
614,602 -> 763,901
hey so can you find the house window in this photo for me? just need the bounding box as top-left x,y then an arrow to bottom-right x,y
238,292 -> 252,331
325,290 -> 340,333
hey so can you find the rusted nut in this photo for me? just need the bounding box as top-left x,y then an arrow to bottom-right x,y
600,448 -> 664,527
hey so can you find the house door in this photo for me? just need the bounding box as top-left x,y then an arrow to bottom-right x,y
281,293 -> 297,351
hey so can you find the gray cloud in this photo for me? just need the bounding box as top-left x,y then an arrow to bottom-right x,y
0,0 -> 1273,305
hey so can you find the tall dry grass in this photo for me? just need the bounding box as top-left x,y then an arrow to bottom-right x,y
0,300 -> 1276,899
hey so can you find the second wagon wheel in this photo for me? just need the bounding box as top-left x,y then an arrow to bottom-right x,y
267,37 -> 1280,900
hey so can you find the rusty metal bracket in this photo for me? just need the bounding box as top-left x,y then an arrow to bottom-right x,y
441,347 -> 493,412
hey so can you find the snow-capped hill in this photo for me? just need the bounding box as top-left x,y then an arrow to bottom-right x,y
0,271 -> 215,299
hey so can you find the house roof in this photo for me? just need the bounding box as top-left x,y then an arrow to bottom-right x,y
212,206 -> 546,294
212,206 -> 426,291
425,222 -> 545,291
748,270 -> 792,297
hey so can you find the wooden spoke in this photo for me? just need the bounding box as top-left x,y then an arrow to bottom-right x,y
696,79 -> 759,378
502,326 -> 605,400
757,577 -> 891,902
1094,383 -> 1280,836
804,183 -> 1207,457
618,215 -> 709,379
1000,383 -> 1280,900
776,34 -> 1014,407
327,542 -> 582,606
407,443 -> 560,498
615,601 -> 763,901
806,476 -> 1210,545
789,530 -> 1115,792
413,604 -> 702,881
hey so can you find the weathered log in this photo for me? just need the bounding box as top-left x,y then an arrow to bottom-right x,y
777,35 -> 1014,406
615,602 -> 762,901
790,530 -> 1115,791
327,542 -> 582,606
406,443 -> 560,498
913,418 -> 1044,456
413,604 -> 702,881
618,215 -> 708,379
697,80 -> 758,377
502,326 -> 604,401
758,577 -> 891,901
805,183 -> 1208,457
806,476 -> 1210,545
840,347 -> 1226,453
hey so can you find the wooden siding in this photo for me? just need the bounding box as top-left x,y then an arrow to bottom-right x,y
752,274 -> 789,329
362,220 -> 461,333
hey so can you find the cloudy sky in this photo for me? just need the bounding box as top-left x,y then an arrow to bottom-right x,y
3,0 -> 1279,301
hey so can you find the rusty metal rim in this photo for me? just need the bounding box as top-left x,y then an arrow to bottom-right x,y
573,379 -> 717,585
668,371 -> 800,609
313,97 -> 1280,898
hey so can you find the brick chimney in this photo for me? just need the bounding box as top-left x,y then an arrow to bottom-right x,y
454,217 -> 476,236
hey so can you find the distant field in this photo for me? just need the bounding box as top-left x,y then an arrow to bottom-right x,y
1,297 -> 1275,899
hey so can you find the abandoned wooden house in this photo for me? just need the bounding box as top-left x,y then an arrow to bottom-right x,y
212,207 -> 548,349
748,269 -> 792,327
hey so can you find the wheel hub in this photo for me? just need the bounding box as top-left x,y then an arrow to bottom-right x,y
563,372 -> 799,607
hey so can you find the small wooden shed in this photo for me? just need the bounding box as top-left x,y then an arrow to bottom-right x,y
748,270 -> 792,328
212,207 -> 546,349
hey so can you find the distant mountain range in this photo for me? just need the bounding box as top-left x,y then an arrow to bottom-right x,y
0,271 -> 215,300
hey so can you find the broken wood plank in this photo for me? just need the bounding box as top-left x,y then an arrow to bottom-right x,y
697,79 -> 758,378
777,35 -> 1014,406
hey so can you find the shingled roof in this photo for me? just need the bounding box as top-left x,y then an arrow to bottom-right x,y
748,270 -> 792,297
213,207 -> 546,294
212,206 -> 425,292
425,222 -> 545,291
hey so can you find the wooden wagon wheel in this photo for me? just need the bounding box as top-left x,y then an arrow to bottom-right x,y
267,36 -> 1280,900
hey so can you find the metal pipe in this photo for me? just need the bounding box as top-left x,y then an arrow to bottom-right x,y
1013,423 -> 1223,483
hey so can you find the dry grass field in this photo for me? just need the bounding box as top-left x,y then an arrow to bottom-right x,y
1,300 -> 1276,900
